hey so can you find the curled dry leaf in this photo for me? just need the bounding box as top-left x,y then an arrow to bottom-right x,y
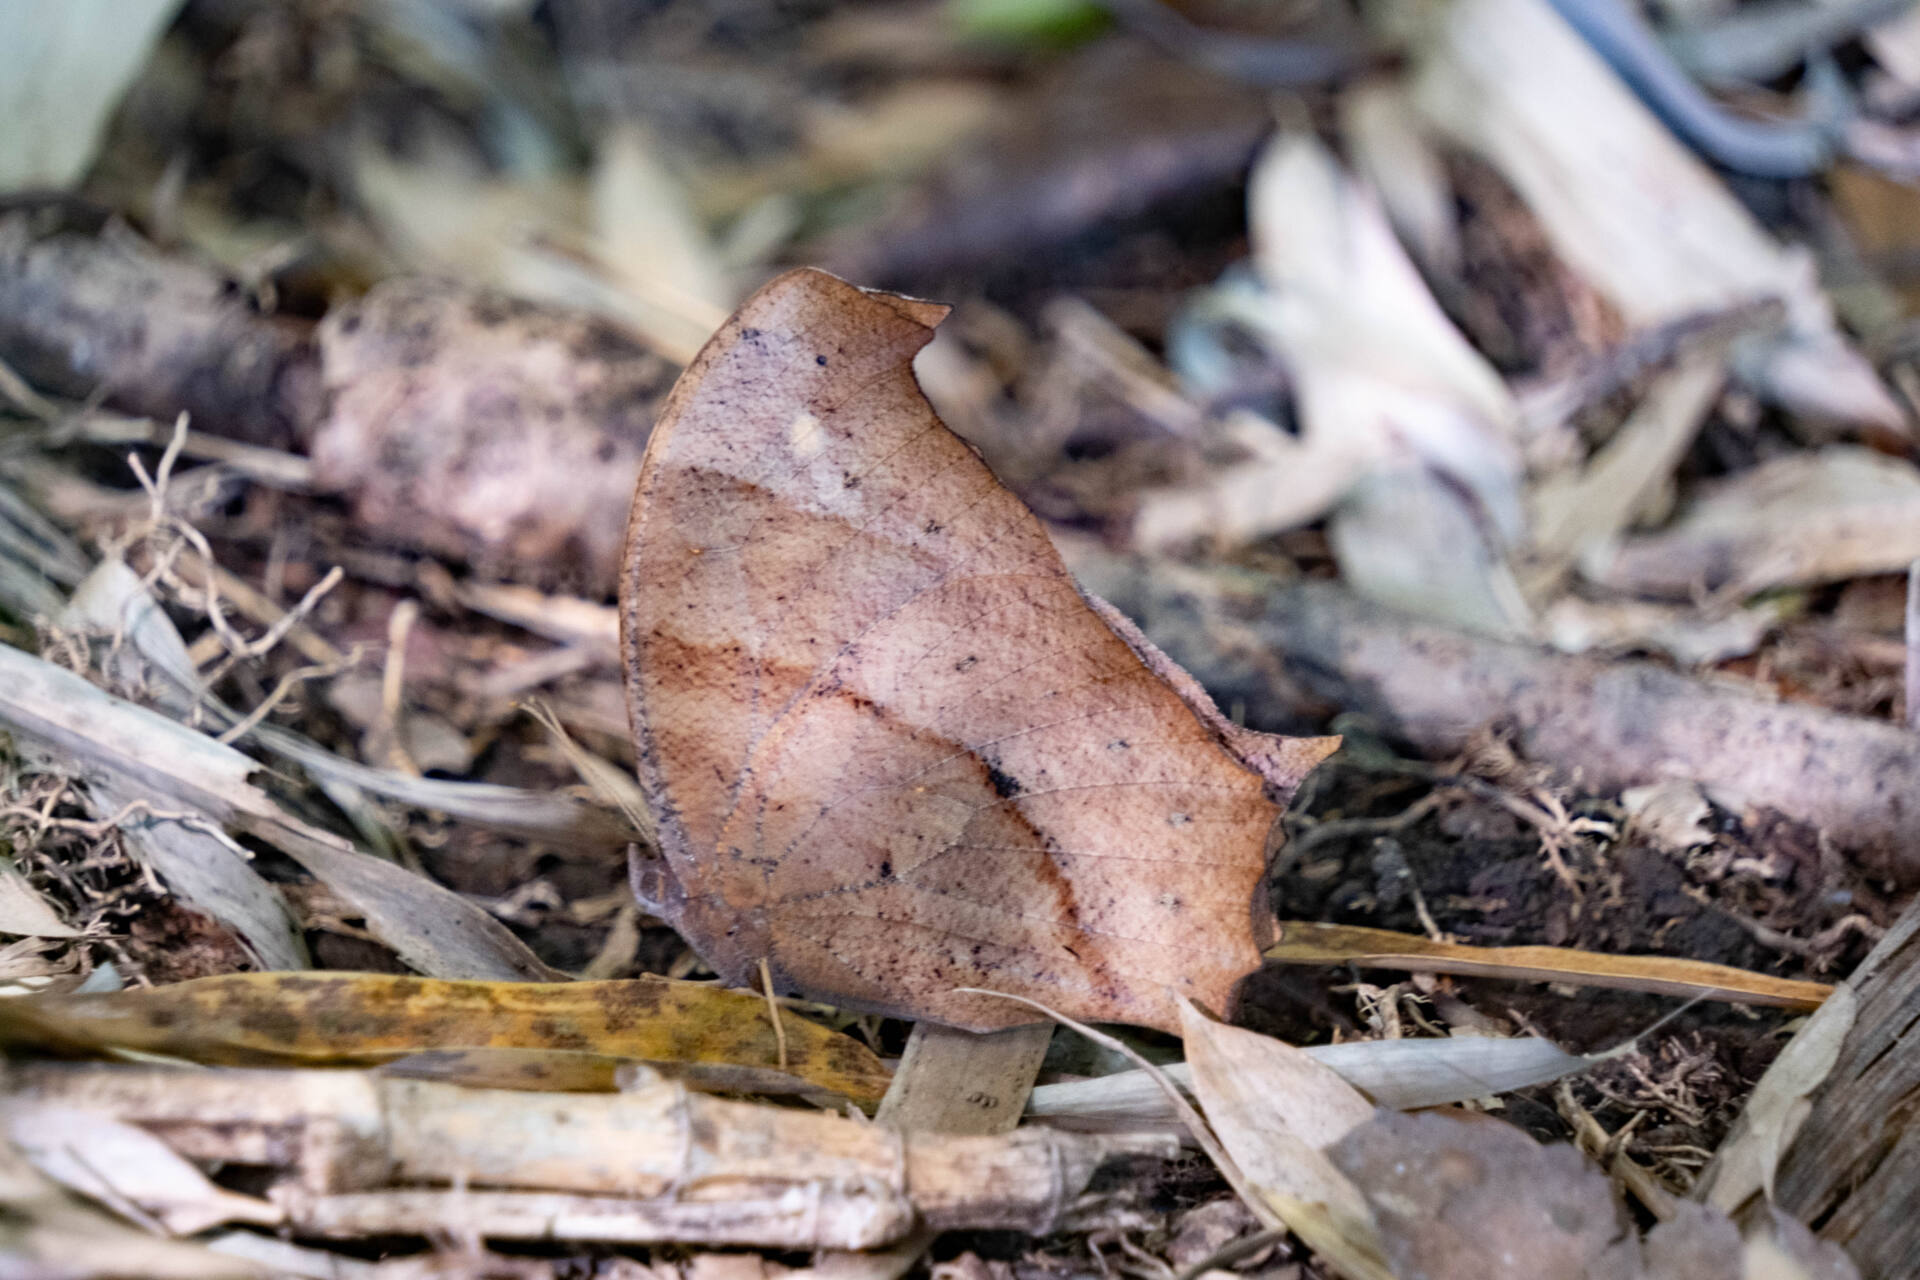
1330,1110 -> 1860,1280
619,268 -> 1338,1033
0,970 -> 892,1106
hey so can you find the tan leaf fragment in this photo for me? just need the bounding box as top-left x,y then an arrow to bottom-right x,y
1593,447 -> 1920,599
619,268 -> 1337,1032
1177,1001 -> 1394,1280
1698,983 -> 1858,1213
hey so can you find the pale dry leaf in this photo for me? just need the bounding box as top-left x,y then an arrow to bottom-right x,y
1130,406 -> 1355,554
0,641 -> 559,982
1850,3 -> 1920,85
1698,984 -> 1859,1213
1526,358 -> 1725,591
86,775 -> 308,972
1406,0 -> 1903,433
350,144 -> 714,365
1177,1001 -> 1392,1280
1738,1206 -> 1861,1280
0,0 -> 184,191
1592,446 -> 1920,599
0,938 -> 81,994
592,125 -> 733,333
3,1103 -> 280,1235
1341,82 -> 1460,275
0,1135 -> 270,1280
61,557 -> 203,699
620,268 -> 1338,1033
1621,779 -> 1715,853
1138,132 -> 1524,564
0,855 -> 79,940
1249,131 -> 1523,530
1330,464 -> 1532,637
55,566 -> 308,967
1027,1033 -> 1596,1130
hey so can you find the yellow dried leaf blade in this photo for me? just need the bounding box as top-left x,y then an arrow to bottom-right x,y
375,1047 -> 637,1092
375,1047 -> 844,1099
0,971 -> 891,1104
1267,922 -> 1831,1010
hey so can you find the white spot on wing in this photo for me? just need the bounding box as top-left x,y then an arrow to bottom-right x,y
788,411 -> 825,460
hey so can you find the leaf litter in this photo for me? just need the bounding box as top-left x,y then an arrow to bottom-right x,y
4,0 -> 1920,1275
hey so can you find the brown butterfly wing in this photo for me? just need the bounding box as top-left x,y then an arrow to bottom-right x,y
620,269 -> 1301,1032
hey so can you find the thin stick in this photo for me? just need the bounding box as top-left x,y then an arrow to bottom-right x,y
758,957 -> 790,1072
1906,559 -> 1920,731
380,600 -> 421,775
215,656 -> 356,746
